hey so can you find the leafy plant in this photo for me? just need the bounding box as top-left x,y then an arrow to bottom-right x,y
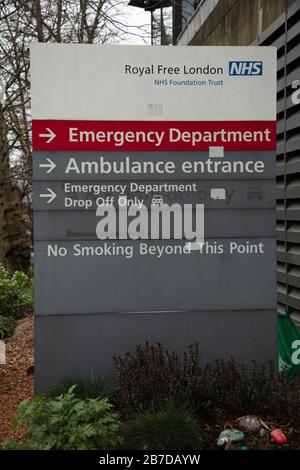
4,386 -> 121,450
121,404 -> 201,450
0,315 -> 15,339
114,342 -> 300,425
46,374 -> 117,399
0,265 -> 33,317
202,358 -> 300,422
114,342 -> 207,416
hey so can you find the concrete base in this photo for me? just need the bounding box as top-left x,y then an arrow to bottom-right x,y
35,310 -> 277,393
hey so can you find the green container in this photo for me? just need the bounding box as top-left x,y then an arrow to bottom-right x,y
278,311 -> 300,379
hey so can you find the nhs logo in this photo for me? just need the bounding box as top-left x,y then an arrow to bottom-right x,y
229,61 -> 263,76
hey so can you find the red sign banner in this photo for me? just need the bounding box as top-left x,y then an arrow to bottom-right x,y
32,120 -> 276,151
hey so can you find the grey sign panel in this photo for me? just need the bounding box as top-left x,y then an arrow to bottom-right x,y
35,309 -> 277,393
33,151 -> 276,181
33,179 -> 275,211
35,309 -> 277,392
33,209 -> 276,240
34,238 -> 277,315
31,45 -> 278,393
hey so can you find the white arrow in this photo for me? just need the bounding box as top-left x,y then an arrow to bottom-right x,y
40,188 -> 57,204
39,158 -> 56,174
39,128 -> 56,143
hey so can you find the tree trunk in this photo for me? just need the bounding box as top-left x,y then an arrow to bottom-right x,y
0,101 -> 31,272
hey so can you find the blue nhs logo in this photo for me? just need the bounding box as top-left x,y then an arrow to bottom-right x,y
229,61 -> 263,76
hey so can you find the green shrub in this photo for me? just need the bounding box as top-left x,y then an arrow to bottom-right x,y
4,386 -> 121,450
0,265 -> 33,317
46,374 -> 117,399
0,315 -> 15,339
121,404 -> 201,450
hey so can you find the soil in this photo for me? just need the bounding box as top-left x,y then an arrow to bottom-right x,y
0,314 -> 34,447
0,313 -> 299,450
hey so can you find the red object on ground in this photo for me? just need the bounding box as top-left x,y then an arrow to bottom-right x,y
270,429 -> 287,445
